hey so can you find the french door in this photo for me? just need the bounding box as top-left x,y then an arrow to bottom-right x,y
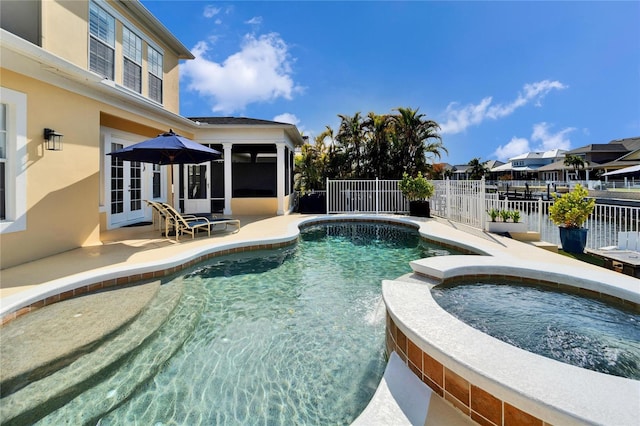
110,142 -> 145,225
183,164 -> 209,213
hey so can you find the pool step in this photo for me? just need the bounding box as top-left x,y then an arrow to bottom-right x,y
34,282 -> 205,425
0,281 -> 161,398
0,280 -> 189,425
509,231 -> 541,242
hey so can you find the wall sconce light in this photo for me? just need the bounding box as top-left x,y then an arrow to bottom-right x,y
44,128 -> 63,151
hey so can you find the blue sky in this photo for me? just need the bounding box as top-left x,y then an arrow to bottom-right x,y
141,1 -> 640,165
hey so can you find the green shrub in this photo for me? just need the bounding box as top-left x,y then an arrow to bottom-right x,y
399,172 -> 435,201
548,184 -> 595,228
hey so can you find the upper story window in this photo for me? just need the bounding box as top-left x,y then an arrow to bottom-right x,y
148,46 -> 163,103
89,2 -> 115,80
122,26 -> 142,93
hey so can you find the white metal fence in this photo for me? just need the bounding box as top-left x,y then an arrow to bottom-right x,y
326,179 -> 409,214
325,178 -> 640,250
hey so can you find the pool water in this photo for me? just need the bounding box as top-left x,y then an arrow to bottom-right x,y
94,222 -> 459,425
432,281 -> 640,379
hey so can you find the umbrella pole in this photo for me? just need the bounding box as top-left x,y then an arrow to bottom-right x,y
169,164 -> 175,208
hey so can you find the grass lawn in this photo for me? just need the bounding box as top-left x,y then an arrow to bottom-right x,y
558,250 -> 606,268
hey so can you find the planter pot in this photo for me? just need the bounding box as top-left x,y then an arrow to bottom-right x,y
485,221 -> 527,234
409,200 -> 431,218
559,227 -> 588,254
298,193 -> 326,214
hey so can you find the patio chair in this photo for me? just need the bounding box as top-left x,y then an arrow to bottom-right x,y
208,217 -> 241,234
145,200 -> 170,231
145,200 -> 198,233
156,203 -> 214,241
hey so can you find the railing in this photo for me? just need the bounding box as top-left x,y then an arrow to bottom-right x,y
325,178 -> 640,250
487,179 -> 640,191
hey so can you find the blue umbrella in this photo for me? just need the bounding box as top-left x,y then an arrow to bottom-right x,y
107,130 -> 220,165
108,130 -> 221,205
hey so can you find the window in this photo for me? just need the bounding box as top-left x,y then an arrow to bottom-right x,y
0,104 -> 6,220
0,87 -> 27,234
122,27 -> 142,93
148,46 -> 163,103
89,2 -> 115,80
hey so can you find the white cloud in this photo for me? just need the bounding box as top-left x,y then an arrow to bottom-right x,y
245,16 -> 263,25
492,122 -> 575,161
182,33 -> 304,114
440,80 -> 567,134
273,113 -> 299,125
531,122 -> 574,151
203,5 -> 221,18
493,137 -> 530,161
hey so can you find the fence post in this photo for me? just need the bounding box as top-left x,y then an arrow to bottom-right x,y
445,178 -> 451,219
481,178 -> 485,229
538,198 -> 543,234
326,178 -> 330,214
375,177 -> 379,215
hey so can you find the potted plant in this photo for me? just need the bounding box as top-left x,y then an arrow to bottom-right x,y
548,184 -> 596,253
485,209 -> 527,233
399,172 -> 435,217
487,208 -> 499,222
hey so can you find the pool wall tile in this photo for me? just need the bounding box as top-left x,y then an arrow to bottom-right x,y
386,314 -> 547,426
444,391 -> 471,415
504,403 -> 543,426
471,411 -> 499,426
422,352 -> 443,387
407,339 -> 422,370
445,367 -> 470,407
471,385 -> 501,425
59,290 -> 74,302
396,328 -> 407,358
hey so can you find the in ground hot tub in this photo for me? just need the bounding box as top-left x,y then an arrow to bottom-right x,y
383,255 -> 640,426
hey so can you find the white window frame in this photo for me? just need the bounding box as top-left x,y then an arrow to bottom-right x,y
0,87 -> 27,234
122,26 -> 143,93
89,1 -> 116,80
148,46 -> 163,103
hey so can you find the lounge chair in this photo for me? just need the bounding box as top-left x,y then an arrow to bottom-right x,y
145,200 -> 198,233
158,203 -> 212,241
159,203 -> 240,235
208,217 -> 241,234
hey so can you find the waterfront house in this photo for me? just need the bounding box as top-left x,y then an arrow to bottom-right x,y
0,0 -> 303,269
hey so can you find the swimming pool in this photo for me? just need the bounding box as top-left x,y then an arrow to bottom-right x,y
432,281 -> 640,379
39,222 -> 461,424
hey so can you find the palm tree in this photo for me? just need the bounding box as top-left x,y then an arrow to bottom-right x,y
467,157 -> 489,180
337,112 -> 366,178
363,112 -> 392,178
390,107 -> 446,178
563,154 -> 588,180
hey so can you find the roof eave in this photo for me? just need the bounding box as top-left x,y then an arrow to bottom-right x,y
117,0 -> 194,60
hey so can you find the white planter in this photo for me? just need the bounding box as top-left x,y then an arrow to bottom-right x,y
485,221 -> 527,233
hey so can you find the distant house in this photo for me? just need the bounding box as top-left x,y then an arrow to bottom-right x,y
483,160 -> 504,181
451,164 -> 471,180
491,149 -> 566,180
0,0 -> 304,269
537,137 -> 640,180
